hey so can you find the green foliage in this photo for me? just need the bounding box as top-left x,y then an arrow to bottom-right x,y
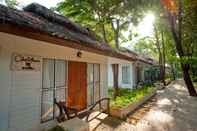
133,37 -> 159,59
165,73 -> 173,81
109,84 -> 155,108
194,82 -> 197,89
55,0 -> 123,45
55,0 -> 161,48
182,0 -> 197,62
192,76 -> 197,83
4,0 -> 18,8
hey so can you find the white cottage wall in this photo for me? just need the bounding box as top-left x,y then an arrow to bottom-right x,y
107,57 -> 135,89
0,40 -> 12,131
0,32 -> 108,131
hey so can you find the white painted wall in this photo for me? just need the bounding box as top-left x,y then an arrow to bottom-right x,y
107,57 -> 135,89
0,32 -> 109,131
0,41 -> 12,131
9,71 -> 41,131
100,64 -> 108,99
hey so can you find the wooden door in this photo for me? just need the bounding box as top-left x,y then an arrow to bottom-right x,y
67,61 -> 87,111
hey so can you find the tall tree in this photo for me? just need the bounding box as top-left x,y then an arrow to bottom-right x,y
154,26 -> 166,85
55,0 -> 155,48
55,0 -> 125,46
161,0 -> 197,96
134,26 -> 175,85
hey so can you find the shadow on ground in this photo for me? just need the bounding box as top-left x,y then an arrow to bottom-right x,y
135,80 -> 197,131
86,80 -> 197,131
86,111 -> 135,131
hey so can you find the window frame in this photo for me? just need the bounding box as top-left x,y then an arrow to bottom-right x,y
41,58 -> 67,123
87,63 -> 101,106
122,65 -> 131,84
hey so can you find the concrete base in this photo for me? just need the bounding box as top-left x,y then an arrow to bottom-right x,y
59,117 -> 89,131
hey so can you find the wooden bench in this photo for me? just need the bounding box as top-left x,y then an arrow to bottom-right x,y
54,98 -> 78,122
55,98 -> 110,122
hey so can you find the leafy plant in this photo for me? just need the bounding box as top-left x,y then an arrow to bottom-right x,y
3,0 -> 18,8
192,76 -> 197,82
109,84 -> 155,108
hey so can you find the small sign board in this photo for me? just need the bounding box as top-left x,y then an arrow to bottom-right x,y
11,53 -> 41,71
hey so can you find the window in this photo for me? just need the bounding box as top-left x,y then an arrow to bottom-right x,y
144,70 -> 150,81
122,65 -> 131,84
87,64 -> 100,106
41,59 -> 67,122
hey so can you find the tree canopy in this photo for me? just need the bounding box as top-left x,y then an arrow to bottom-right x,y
1,0 -> 196,96
55,0 -> 160,48
55,0 -> 197,96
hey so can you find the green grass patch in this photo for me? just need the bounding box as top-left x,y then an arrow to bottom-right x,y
109,84 -> 155,108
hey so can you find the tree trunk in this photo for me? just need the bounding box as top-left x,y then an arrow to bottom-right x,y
165,0 -> 197,96
154,26 -> 165,84
161,31 -> 166,85
170,63 -> 176,80
112,64 -> 119,99
182,63 -> 197,96
101,24 -> 108,43
111,19 -> 120,49
96,10 -> 108,43
115,19 -> 120,49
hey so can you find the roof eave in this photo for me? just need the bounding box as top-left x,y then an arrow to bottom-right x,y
0,23 -> 136,61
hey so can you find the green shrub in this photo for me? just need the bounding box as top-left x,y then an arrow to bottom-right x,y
109,84 -> 155,108
192,76 -> 197,82
165,73 -> 173,81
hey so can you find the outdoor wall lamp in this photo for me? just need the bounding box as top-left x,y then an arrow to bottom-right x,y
77,51 -> 82,58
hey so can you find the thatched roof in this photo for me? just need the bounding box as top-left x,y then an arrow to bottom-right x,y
0,3 -> 158,64
0,3 -> 136,61
119,47 -> 158,65
23,3 -> 96,40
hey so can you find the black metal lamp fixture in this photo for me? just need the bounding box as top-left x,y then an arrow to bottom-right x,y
77,51 -> 82,58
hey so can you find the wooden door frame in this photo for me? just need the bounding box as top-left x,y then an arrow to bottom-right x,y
87,63 -> 101,106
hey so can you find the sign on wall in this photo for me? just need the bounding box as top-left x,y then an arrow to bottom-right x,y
11,53 -> 41,71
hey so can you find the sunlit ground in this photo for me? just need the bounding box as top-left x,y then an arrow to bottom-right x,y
157,98 -> 172,106
135,80 -> 197,131
86,80 -> 197,131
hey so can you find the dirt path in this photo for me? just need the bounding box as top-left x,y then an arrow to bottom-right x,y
89,80 -> 197,131
127,95 -> 158,125
135,80 -> 197,131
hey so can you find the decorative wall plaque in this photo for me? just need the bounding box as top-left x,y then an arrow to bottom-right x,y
11,53 -> 41,71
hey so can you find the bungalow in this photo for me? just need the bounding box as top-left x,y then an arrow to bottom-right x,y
108,48 -> 137,89
108,48 -> 159,89
0,3 -> 136,131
